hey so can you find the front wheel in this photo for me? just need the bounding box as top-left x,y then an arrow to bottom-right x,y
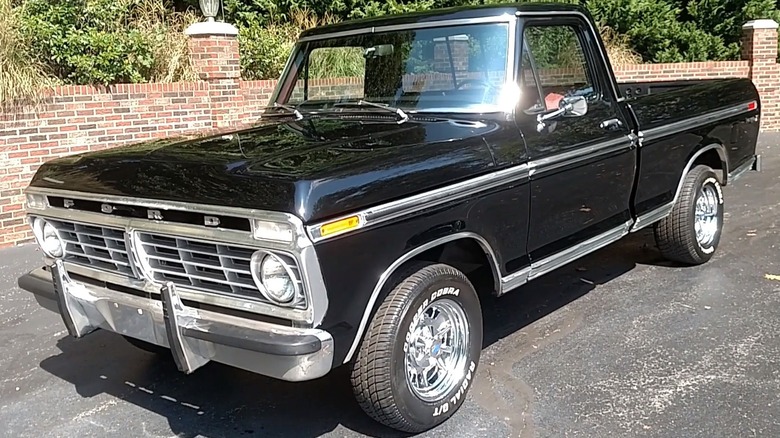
350,263 -> 483,433
654,164 -> 724,264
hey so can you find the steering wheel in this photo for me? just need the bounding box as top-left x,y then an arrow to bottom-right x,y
455,79 -> 496,91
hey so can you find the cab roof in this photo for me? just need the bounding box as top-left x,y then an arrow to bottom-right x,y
299,3 -> 589,38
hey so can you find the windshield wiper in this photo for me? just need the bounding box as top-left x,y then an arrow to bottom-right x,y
263,103 -> 304,121
333,100 -> 409,124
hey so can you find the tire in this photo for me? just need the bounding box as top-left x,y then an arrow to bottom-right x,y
123,335 -> 168,355
654,164 -> 724,265
350,263 -> 483,433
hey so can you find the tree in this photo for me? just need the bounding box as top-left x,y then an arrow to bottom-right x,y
226,0 -> 780,68
586,0 -> 779,62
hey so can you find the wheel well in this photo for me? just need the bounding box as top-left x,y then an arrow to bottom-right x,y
692,147 -> 726,184
409,238 -> 499,297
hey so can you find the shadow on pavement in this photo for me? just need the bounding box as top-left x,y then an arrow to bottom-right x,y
38,229 -> 671,438
480,228 -> 669,349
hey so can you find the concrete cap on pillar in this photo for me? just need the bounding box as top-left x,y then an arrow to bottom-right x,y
185,21 -> 239,36
743,19 -> 779,30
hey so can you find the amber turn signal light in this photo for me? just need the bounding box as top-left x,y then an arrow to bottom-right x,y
320,215 -> 362,237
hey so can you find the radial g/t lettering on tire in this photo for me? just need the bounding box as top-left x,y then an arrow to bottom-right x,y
654,164 -> 724,265
349,262 -> 483,433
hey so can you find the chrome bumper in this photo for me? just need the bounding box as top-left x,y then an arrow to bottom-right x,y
18,262 -> 334,382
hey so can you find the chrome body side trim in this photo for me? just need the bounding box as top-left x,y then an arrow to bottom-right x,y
641,101 -> 755,143
498,266 -> 531,295
346,220 -> 634,362
630,143 -> 728,232
527,220 -> 632,282
308,164 -> 530,243
311,136 -> 632,243
342,231 -> 502,363
528,136 -> 632,176
30,266 -> 333,381
630,202 -> 674,232
24,187 -> 329,326
298,15 -> 517,42
311,135 -> 631,243
727,155 -> 758,183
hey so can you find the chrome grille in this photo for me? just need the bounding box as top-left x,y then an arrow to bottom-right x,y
49,220 -> 132,275
136,232 -> 262,299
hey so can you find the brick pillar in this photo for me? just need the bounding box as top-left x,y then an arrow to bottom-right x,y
742,19 -> 779,131
186,21 -> 243,129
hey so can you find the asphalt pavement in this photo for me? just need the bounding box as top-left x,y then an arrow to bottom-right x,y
1,135 -> 779,438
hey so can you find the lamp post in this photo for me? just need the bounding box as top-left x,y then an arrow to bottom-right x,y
199,0 -> 220,22
186,0 -> 236,37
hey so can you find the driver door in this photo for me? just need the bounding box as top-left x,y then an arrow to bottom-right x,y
516,18 -> 635,268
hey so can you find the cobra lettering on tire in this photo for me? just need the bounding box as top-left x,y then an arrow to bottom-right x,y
350,263 -> 483,433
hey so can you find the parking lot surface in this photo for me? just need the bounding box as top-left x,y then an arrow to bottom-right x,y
1,136 -> 779,438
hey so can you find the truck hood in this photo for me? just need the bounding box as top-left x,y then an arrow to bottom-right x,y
30,117 -> 503,222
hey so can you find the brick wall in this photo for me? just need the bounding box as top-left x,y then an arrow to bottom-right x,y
1,19 -> 778,247
742,20 -> 780,130
532,61 -> 753,88
0,82 -> 213,245
241,80 -> 278,120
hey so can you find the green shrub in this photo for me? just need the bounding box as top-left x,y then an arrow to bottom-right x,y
239,8 -> 344,80
133,0 -> 199,83
239,18 -> 299,80
8,0 -> 780,86
18,0 -> 196,85
233,0 -> 780,76
586,0 -> 777,62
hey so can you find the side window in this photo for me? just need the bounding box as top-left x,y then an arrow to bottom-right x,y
521,24 -> 596,111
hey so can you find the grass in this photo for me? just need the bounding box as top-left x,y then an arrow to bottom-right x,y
0,0 -> 198,108
0,0 -> 56,111
601,25 -> 642,65
130,0 -> 198,83
290,9 -> 365,79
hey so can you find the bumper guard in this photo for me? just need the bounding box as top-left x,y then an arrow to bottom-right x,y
21,262 -> 334,381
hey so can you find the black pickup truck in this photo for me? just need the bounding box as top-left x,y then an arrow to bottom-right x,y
18,3 -> 760,432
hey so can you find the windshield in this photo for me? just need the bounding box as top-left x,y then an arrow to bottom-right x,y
275,23 -> 511,113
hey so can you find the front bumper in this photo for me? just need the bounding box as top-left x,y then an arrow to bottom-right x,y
18,262 -> 334,382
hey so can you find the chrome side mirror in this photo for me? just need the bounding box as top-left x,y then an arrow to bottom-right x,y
562,95 -> 588,117
536,96 -> 588,132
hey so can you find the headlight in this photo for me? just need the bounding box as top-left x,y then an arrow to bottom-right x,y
250,251 -> 300,305
31,218 -> 64,258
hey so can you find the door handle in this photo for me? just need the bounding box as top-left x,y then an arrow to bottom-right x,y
599,118 -> 623,131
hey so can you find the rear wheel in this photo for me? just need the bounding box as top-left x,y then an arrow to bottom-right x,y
350,263 -> 482,433
654,165 -> 724,264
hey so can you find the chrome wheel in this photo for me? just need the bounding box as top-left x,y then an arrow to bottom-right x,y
404,298 -> 470,402
694,183 -> 719,247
